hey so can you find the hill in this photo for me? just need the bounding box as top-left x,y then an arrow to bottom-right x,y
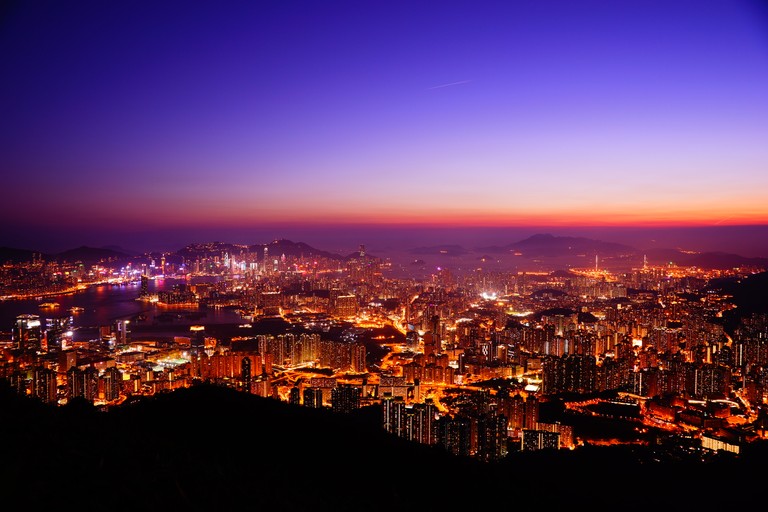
2,381 -> 767,511
0,246 -> 43,263
478,233 -> 636,257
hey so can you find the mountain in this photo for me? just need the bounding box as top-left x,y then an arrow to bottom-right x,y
175,239 -> 348,261
0,246 -> 44,263
474,234 -> 768,271
478,233 -> 637,258
175,241 -> 244,258
52,246 -> 131,264
643,248 -> 768,269
0,245 -> 132,265
1,381 -> 765,511
100,245 -> 142,257
250,238 -> 346,261
707,271 -> 768,335
678,251 -> 768,270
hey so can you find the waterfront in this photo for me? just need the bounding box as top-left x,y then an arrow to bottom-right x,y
0,277 -> 244,341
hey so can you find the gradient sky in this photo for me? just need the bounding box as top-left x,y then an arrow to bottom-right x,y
2,0 -> 768,253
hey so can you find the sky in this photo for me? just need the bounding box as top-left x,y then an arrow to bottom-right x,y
2,0 -> 768,255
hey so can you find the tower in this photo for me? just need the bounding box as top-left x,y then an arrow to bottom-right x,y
115,319 -> 130,346
14,314 -> 41,351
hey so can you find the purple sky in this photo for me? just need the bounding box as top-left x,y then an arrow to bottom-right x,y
2,0 -> 768,254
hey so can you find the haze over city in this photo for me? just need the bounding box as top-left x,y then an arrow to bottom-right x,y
2,0 -> 768,255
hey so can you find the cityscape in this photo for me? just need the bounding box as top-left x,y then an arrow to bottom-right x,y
2,1 -> 768,510
2,235 -> 768,508
2,237 -> 768,452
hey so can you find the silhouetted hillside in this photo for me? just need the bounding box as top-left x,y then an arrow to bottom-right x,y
709,271 -> 768,335
252,238 -> 346,261
479,233 -> 636,257
52,245 -> 131,264
2,380 -> 766,511
0,245 -> 42,263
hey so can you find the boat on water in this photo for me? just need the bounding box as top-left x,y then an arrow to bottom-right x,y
38,302 -> 60,309
69,306 -> 85,313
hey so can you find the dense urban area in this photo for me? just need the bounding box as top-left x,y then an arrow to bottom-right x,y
3,237 -> 768,463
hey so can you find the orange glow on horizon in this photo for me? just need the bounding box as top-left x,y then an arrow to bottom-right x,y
31,199 -> 768,231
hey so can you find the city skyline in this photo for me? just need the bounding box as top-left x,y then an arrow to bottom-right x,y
2,0 -> 768,253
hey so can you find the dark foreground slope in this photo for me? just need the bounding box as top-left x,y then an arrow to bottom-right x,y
2,382 -> 766,511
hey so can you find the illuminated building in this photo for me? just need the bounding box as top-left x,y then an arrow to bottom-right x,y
334,294 -> 357,318
190,325 -> 205,355
99,367 -> 122,402
67,366 -> 98,402
241,356 -> 252,391
58,350 -> 77,372
303,387 -> 323,408
524,394 -> 540,430
521,429 -> 560,451
351,342 -> 366,373
260,291 -> 281,316
331,384 -> 361,413
288,386 -> 301,405
140,274 -> 149,297
14,314 -> 41,351
252,372 -> 273,398
115,319 -> 131,346
309,377 -> 337,404
423,331 -> 437,357
406,399 -> 438,445
329,288 -> 342,313
476,411 -> 508,461
379,376 -> 409,399
43,315 -> 71,352
536,422 -> 574,448
382,393 -> 406,436
437,415 -> 471,457
32,366 -> 58,404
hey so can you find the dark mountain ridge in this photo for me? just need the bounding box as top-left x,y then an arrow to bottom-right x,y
0,245 -> 131,265
2,234 -> 767,270
478,233 -> 637,257
1,381 -> 765,511
478,234 -> 768,270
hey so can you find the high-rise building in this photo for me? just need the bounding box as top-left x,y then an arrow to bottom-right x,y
140,274 -> 149,297
303,387 -> 323,408
100,367 -> 122,402
288,386 -> 301,405
382,393 -> 406,436
476,412 -> 508,461
521,429 -> 560,452
437,415 -> 472,457
43,315 -> 71,352
331,385 -> 361,414
334,294 -> 357,318
14,314 -> 41,351
351,342 -> 366,373
67,366 -> 98,402
32,366 -> 58,404
241,356 -> 252,391
115,320 -> 131,346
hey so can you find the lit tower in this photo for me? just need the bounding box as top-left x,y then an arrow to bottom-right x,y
14,314 -> 42,351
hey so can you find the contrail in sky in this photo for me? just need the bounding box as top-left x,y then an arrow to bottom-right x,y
427,80 -> 471,90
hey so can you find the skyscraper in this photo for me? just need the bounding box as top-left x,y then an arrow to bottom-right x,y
14,314 -> 41,351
